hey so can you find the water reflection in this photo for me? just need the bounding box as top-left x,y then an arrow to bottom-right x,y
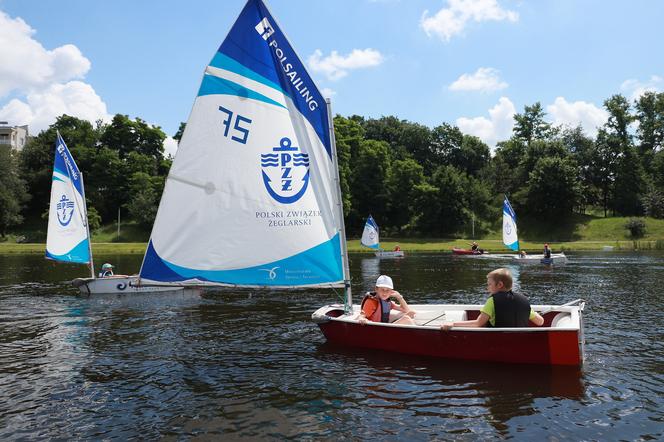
316,342 -> 584,435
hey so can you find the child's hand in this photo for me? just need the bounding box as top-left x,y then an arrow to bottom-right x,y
440,322 -> 453,331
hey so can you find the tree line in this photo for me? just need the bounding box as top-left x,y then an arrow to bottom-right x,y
1,91 -> 663,239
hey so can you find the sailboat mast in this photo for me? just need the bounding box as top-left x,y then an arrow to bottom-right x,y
79,172 -> 95,278
326,98 -> 352,311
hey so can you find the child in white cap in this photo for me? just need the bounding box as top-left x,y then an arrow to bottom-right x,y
358,275 -> 415,325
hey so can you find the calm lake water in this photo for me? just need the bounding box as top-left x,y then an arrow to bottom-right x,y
0,252 -> 662,440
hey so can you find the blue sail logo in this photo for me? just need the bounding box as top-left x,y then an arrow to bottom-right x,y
56,194 -> 75,226
261,137 -> 310,204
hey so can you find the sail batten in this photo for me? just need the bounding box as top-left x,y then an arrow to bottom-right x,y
139,0 -> 344,288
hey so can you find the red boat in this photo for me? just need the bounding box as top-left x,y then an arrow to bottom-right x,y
312,300 -> 586,366
452,247 -> 483,255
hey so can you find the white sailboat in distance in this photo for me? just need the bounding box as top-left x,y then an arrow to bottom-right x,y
361,215 -> 404,258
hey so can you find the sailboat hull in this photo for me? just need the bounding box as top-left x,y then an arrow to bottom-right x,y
313,302 -> 585,366
374,250 -> 405,258
513,252 -> 568,264
72,276 -> 184,295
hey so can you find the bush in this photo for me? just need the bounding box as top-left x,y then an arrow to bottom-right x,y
625,218 -> 646,238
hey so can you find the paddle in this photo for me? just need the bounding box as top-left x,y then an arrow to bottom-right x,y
421,311 -> 447,326
538,298 -> 584,316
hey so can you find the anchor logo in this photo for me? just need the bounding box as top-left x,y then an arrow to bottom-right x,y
261,137 -> 310,204
56,194 -> 75,227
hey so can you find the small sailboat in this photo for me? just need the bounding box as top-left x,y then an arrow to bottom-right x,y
46,132 -> 94,273
133,0 -> 348,290
504,196 -> 567,265
361,216 -> 404,258
46,133 -> 181,295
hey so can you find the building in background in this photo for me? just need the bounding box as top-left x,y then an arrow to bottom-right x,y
0,122 -> 29,151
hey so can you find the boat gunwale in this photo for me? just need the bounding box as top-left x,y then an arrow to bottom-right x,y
313,303 -> 583,333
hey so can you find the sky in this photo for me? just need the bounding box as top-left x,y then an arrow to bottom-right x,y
1,0 -> 662,156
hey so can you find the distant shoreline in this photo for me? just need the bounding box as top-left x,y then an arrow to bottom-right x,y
2,239 -> 662,255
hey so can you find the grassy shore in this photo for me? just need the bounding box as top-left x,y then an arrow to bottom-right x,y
3,216 -> 663,254
2,238 -> 663,255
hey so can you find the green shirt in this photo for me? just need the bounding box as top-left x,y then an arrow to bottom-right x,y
480,296 -> 537,327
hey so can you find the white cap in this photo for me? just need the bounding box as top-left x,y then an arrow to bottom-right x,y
375,275 -> 393,289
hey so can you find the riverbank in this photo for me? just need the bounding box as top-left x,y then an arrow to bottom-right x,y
2,238 -> 662,255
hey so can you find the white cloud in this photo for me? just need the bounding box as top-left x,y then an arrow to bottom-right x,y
0,11 -> 109,134
0,81 -> 110,134
456,96 -> 516,148
421,0 -> 518,42
0,11 -> 90,97
163,136 -> 178,158
620,75 -> 663,102
449,67 -> 508,92
308,48 -> 384,81
320,87 -> 337,98
547,97 -> 608,137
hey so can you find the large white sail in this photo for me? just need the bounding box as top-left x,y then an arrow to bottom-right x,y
139,0 -> 345,288
46,132 -> 92,265
360,216 -> 380,250
503,196 -> 519,251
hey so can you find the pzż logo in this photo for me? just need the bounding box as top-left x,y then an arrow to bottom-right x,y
261,137 -> 310,204
57,194 -> 75,227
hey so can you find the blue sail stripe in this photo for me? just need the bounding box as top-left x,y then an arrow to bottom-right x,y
141,234 -> 343,286
505,240 -> 520,251
52,176 -> 66,183
45,238 -> 90,264
197,74 -> 286,109
209,52 -> 286,96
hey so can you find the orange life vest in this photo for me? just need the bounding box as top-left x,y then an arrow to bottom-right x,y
360,292 -> 392,323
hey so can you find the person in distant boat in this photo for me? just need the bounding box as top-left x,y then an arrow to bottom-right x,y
394,245 -> 401,252
358,275 -> 415,325
440,268 -> 544,330
519,250 -> 527,258
99,263 -> 114,278
543,243 -> 552,259
470,241 -> 484,254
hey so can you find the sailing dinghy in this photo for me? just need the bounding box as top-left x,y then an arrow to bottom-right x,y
361,215 -> 404,258
135,0 -> 348,290
46,133 -> 182,295
504,196 -> 567,264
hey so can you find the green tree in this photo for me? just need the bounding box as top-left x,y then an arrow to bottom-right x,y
334,115 -> 364,217
513,102 -> 552,144
559,125 -> 599,212
634,91 -> 664,173
612,146 -> 647,215
173,122 -> 187,144
100,114 -> 166,160
384,158 -> 425,232
488,139 -> 527,195
19,115 -> 98,219
517,156 -> 583,219
349,139 -> 391,233
411,166 -> 467,235
0,145 -> 30,237
126,172 -> 164,228
362,116 -> 431,167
